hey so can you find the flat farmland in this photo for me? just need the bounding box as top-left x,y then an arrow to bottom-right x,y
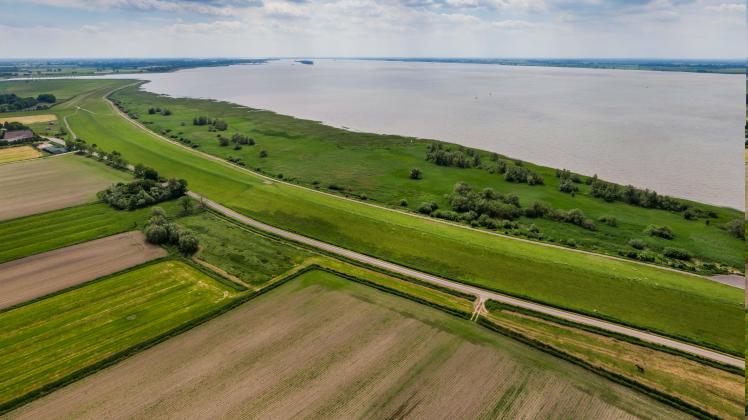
0,260 -> 240,412
0,146 -> 42,164
0,115 -> 56,125
0,231 -> 166,309
8,270 -> 687,419
0,154 -> 130,221
0,201 -> 179,264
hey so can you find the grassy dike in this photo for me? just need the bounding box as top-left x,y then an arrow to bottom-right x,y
111,83 -> 742,273
34,79 -> 740,355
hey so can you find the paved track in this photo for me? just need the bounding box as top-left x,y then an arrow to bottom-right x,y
189,191 -> 744,370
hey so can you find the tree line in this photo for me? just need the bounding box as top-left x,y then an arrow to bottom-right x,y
0,93 -> 55,112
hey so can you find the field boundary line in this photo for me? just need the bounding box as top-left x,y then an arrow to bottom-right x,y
103,81 -> 724,280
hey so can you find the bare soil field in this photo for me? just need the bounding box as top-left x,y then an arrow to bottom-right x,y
0,146 -> 42,164
0,231 -> 166,309
0,154 -> 130,221
0,115 -> 56,124
8,270 -> 687,419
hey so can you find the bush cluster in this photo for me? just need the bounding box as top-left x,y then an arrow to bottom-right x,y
588,176 -> 710,216
193,116 -> 228,131
448,182 -> 522,221
425,143 -> 480,168
723,218 -> 744,239
644,224 -> 674,239
504,165 -> 544,185
147,107 -> 171,116
98,178 -> 188,210
144,208 -> 199,255
231,133 -> 255,145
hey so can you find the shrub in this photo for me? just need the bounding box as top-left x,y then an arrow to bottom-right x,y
417,202 -> 438,214
524,201 -> 551,218
628,239 -> 646,250
409,168 -> 423,180
598,215 -> 618,227
399,199 -> 408,207
644,224 -> 674,240
145,224 -> 168,244
218,137 -> 229,147
663,247 -> 692,260
559,179 -> 578,194
178,231 -> 199,255
259,150 -> 268,158
432,210 -> 460,221
724,218 -> 745,239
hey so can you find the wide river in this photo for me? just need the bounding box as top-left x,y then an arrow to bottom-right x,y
112,59 -> 744,209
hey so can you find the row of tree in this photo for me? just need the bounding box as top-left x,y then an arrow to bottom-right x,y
0,93 -> 55,112
193,116 -> 228,131
148,107 -> 171,116
588,176 -> 708,215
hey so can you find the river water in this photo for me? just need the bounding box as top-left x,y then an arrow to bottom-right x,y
110,59 -> 744,209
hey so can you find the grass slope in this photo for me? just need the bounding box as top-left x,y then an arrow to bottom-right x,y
47,80 -> 742,354
0,201 -> 181,264
0,260 -> 239,409
111,85 -> 743,273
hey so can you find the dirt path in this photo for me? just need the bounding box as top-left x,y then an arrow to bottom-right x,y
0,231 -> 166,309
192,257 -> 251,289
188,192 -> 744,369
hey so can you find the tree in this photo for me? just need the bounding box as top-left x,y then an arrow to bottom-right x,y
145,224 -> 168,244
179,196 -> 195,216
178,232 -> 199,255
409,168 -> 422,180
724,218 -> 745,239
218,137 -> 229,147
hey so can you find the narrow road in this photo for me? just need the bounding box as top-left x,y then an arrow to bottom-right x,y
189,192 -> 745,370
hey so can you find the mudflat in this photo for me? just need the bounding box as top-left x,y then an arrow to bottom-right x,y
0,231 -> 166,309
7,270 -> 687,419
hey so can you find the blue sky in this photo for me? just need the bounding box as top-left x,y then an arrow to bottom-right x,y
0,0 -> 744,58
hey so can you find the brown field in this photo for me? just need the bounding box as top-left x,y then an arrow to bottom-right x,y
0,154 -> 130,221
0,146 -> 42,164
0,231 -> 166,309
0,115 -> 56,125
8,270 -> 686,419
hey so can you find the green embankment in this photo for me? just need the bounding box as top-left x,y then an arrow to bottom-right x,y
0,201 -> 181,264
0,260 -> 241,410
111,85 -> 742,273
45,80 -> 742,355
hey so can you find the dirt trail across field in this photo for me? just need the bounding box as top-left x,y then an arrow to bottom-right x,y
189,192 -> 745,370
0,231 -> 166,309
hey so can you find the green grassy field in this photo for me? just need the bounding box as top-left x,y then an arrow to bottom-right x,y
0,79 -> 126,105
34,79 -> 741,355
179,211 -> 313,288
0,201 -> 181,264
110,85 -> 743,273
0,260 -> 240,410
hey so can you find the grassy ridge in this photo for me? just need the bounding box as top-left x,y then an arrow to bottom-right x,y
46,80 -> 742,355
0,260 -> 240,409
111,85 -> 743,273
0,201 -> 181,264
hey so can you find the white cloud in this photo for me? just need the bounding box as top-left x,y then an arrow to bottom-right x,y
491,19 -> 533,29
705,3 -> 746,13
27,0 -> 243,16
